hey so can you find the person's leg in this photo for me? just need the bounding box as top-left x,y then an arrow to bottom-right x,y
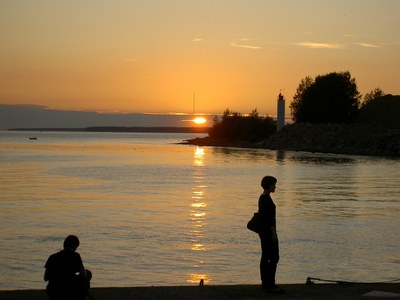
260,235 -> 273,289
260,254 -> 269,287
267,241 -> 279,287
46,284 -> 67,300
264,241 -> 284,293
260,237 -> 281,290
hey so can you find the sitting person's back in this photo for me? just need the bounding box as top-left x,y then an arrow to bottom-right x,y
44,235 -> 92,300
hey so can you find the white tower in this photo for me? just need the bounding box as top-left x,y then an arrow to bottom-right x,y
277,92 -> 285,130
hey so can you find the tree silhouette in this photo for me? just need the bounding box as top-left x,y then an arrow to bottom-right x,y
290,71 -> 361,123
362,88 -> 385,107
209,109 -> 276,141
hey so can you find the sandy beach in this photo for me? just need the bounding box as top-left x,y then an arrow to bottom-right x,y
1,283 -> 399,300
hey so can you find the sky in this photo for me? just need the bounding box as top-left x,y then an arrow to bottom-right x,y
1,0 -> 399,118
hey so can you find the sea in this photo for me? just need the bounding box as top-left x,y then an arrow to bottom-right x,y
0,130 -> 399,290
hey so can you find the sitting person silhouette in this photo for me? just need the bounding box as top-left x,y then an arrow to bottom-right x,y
44,235 -> 92,300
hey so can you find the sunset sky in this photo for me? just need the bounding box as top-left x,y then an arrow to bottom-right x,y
1,0 -> 399,117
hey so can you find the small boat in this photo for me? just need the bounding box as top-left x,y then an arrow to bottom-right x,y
29,137 -> 37,140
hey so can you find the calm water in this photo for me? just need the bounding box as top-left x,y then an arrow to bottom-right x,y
0,130 -> 399,290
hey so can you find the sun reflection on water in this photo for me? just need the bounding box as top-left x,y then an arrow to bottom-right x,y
187,146 -> 211,285
187,273 -> 210,285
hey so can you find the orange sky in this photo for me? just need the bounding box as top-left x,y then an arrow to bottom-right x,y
1,0 -> 399,117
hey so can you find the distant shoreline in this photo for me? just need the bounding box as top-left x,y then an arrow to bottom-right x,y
8,126 -> 211,134
7,124 -> 400,157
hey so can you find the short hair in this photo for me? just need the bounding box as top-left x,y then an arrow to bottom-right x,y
261,176 -> 277,189
63,235 -> 80,249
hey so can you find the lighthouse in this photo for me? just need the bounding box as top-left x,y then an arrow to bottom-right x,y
277,92 -> 285,130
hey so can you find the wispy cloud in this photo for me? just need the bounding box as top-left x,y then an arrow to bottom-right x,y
192,38 -> 204,43
296,42 -> 345,49
356,43 -> 381,48
238,37 -> 254,41
295,41 -> 385,50
230,42 -> 262,50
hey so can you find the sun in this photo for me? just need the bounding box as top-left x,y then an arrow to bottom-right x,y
193,117 -> 207,125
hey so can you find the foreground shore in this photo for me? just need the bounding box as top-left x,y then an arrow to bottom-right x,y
1,283 -> 399,300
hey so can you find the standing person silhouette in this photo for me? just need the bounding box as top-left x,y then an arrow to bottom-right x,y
44,235 -> 92,300
258,176 -> 284,293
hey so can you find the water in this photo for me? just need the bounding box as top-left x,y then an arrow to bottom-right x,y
0,130 -> 399,290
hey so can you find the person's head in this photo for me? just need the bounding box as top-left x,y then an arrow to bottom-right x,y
261,176 -> 277,192
63,235 -> 80,251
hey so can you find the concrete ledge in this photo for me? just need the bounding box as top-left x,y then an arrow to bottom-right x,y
1,283 -> 399,300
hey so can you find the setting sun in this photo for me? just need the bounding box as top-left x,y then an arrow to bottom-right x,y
193,117 -> 207,125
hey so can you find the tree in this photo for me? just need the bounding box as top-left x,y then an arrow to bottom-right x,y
362,88 -> 385,107
209,108 -> 276,141
290,71 -> 361,123
357,93 -> 400,129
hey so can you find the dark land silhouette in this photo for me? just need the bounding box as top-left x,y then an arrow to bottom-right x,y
187,95 -> 400,157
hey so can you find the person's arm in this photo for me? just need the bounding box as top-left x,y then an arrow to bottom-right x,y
44,268 -> 49,281
78,268 -> 89,279
259,195 -> 278,239
44,256 -> 52,281
74,253 -> 89,279
271,226 -> 278,241
259,195 -> 276,227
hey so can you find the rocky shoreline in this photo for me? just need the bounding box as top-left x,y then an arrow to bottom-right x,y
185,123 -> 400,157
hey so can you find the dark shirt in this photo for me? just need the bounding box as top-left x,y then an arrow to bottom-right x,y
45,250 -> 84,287
258,193 -> 276,228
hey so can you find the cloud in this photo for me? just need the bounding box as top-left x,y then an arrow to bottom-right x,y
296,41 -> 386,49
296,42 -> 345,49
356,43 -> 381,48
192,38 -> 204,43
238,37 -> 254,41
230,42 -> 262,50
